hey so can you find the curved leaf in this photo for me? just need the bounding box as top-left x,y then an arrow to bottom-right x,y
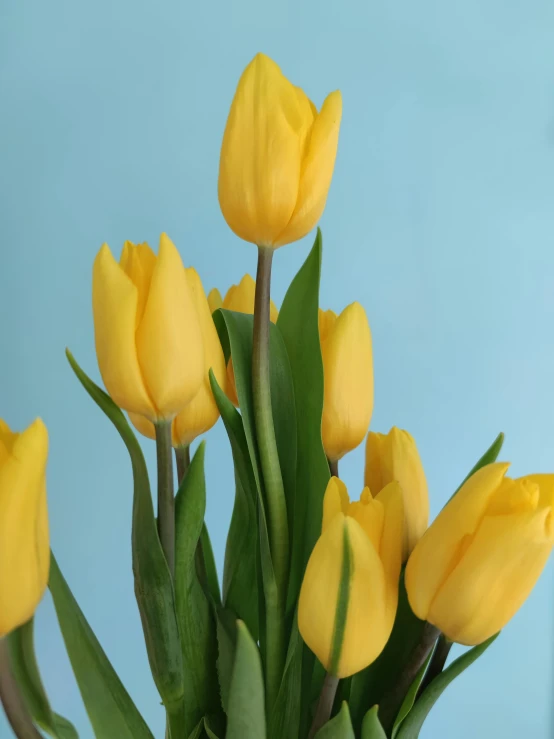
7,618 -> 78,738
446,432 -> 504,505
315,702 -> 355,738
268,615 -> 304,739
361,707 -> 386,739
66,350 -> 184,710
226,621 -> 266,739
48,554 -> 154,739
391,651 -> 433,738
395,635 -> 498,739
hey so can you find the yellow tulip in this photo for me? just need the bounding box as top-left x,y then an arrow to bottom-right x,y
130,268 -> 227,447
320,304 -> 373,462
93,233 -> 204,422
208,288 -> 223,313
0,418 -> 49,636
221,274 -> 278,406
299,477 -> 403,677
219,53 -> 342,248
365,428 -> 429,561
405,463 -> 554,645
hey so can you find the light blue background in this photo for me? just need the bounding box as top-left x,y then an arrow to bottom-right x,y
1,1 -> 554,737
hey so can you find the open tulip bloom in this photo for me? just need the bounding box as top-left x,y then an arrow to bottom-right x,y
1,52 -> 552,739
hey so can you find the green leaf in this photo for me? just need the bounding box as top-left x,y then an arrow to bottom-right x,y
277,231 -> 330,615
7,618 -> 78,738
48,554 -> 154,739
226,621 -> 266,739
314,702 -> 355,738
268,615 -> 304,739
446,432 -> 504,505
174,443 -> 222,736
197,524 -> 221,608
210,370 -> 260,640
349,573 -> 425,732
65,350 -> 184,710
391,651 -> 433,738
361,707 -> 387,739
395,635 -> 498,739
215,607 -> 238,714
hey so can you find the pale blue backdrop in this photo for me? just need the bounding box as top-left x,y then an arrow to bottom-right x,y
1,1 -> 554,737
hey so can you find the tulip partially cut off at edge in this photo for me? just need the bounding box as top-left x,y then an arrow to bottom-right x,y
219,53 -> 342,249
93,233 -> 204,423
298,477 -> 403,678
365,427 -> 429,561
320,303 -> 374,462
0,418 -> 50,637
405,462 -> 554,645
130,267 -> 227,447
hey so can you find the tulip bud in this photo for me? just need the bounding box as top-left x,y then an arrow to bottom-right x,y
365,427 -> 429,561
298,477 -> 403,678
0,418 -> 50,636
93,233 -> 204,422
320,303 -> 373,462
130,268 -> 227,447
207,288 -> 223,313
405,463 -> 554,645
219,53 -> 342,248
221,274 -> 278,406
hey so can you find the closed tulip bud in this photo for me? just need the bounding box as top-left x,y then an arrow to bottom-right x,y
320,303 -> 373,462
405,463 -> 554,645
130,268 -> 227,447
219,53 -> 342,248
298,477 -> 403,678
93,233 -> 204,422
0,418 -> 49,636
221,274 -> 278,406
365,427 -> 429,561
207,287 -> 223,313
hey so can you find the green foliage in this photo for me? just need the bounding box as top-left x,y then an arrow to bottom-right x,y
226,622 -> 266,739
314,702 -> 355,738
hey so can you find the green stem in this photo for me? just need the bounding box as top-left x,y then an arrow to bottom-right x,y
328,458 -> 339,477
378,621 -> 439,734
175,445 -> 191,485
308,673 -> 340,738
155,421 -> 175,578
252,245 -> 289,713
416,634 -> 452,700
0,638 -> 42,739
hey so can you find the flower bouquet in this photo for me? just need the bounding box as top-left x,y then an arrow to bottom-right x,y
1,53 -> 552,739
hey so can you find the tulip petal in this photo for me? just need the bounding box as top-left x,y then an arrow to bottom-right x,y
321,302 -> 373,461
364,432 -> 385,495
275,91 -> 342,247
222,274 -> 278,322
207,287 -> 223,313
322,477 -> 350,531
0,419 -> 49,636
523,473 -> 554,508
428,506 -> 554,645
172,268 -> 227,446
376,481 -> 404,629
405,462 -> 510,621
219,53 -> 313,246
129,412 -> 156,441
136,234 -> 204,419
93,244 -> 156,419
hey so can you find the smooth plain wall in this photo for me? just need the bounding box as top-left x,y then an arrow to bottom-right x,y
1,1 -> 554,737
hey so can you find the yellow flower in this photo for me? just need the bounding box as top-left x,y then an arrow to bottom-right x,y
219,53 -> 342,248
298,477 -> 403,678
130,268 -> 227,447
207,288 -> 223,313
221,274 -> 278,406
0,418 -> 50,636
93,234 -> 204,422
365,428 -> 429,561
405,463 -> 554,645
320,304 -> 373,462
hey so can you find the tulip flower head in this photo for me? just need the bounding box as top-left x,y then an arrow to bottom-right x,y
130,267 -> 227,447
219,53 -> 342,248
320,303 -> 373,462
406,463 -> 554,645
365,427 -> 429,561
298,477 -> 403,678
93,233 -> 204,422
0,418 -> 50,637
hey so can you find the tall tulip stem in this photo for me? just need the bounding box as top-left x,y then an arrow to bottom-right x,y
416,633 -> 452,699
155,421 -> 175,578
378,621 -> 440,733
309,673 -> 340,738
328,459 -> 339,478
0,638 -> 43,739
252,245 -> 289,711
175,445 -> 191,486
